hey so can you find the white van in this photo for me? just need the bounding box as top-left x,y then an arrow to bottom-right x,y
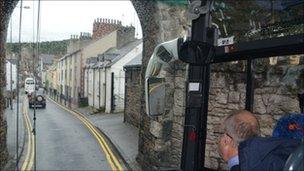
25,77 -> 35,94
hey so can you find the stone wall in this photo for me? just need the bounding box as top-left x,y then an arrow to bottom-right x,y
124,66 -> 141,128
205,57 -> 304,170
0,1 -> 18,169
131,1 -> 189,170
131,1 -> 303,170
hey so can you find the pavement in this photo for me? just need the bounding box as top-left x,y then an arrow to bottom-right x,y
75,107 -> 141,171
4,98 -> 26,171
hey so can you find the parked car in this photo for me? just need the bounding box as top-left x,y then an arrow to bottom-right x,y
29,88 -> 46,109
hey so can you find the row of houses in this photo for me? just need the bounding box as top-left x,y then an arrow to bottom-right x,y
45,18 -> 142,114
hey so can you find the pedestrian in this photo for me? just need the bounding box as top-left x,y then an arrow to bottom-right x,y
218,110 -> 300,171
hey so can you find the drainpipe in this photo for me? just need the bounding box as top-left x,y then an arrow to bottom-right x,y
93,68 -> 95,108
99,67 -> 101,109
104,66 -> 107,109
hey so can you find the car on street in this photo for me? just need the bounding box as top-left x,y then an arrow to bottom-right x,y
29,88 -> 46,109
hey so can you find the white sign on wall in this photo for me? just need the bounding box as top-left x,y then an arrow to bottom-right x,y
217,36 -> 234,46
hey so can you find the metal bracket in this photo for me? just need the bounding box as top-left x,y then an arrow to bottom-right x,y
188,0 -> 209,20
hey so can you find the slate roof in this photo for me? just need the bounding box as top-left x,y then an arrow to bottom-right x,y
106,39 -> 142,67
124,52 -> 142,68
85,39 -> 142,69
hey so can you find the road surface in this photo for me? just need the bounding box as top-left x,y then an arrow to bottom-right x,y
22,97 -> 124,170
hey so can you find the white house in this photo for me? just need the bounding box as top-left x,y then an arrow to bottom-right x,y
104,40 -> 143,113
6,60 -> 17,91
85,39 -> 142,113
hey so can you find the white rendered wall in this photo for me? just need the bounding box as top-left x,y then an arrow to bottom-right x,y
84,69 -> 88,97
88,68 -> 94,107
104,43 -> 143,113
6,61 -> 17,91
93,69 -> 100,109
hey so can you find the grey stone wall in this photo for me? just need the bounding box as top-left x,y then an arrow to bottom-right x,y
124,66 -> 141,128
131,1 -> 189,170
205,58 -> 304,170
131,1 -> 303,170
0,1 -> 18,169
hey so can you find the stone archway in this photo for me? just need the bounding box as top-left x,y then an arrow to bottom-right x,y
2,1 -> 302,170
0,1 -> 189,170
0,1 -> 18,169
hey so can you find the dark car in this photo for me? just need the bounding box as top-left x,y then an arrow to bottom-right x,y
29,88 -> 46,109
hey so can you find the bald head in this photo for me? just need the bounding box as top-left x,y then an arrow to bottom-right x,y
223,110 -> 260,145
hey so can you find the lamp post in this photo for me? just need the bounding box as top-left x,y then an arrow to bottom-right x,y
12,2 -> 30,170
10,17 -> 13,110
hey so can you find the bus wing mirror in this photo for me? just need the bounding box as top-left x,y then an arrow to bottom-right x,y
145,38 -> 183,117
145,77 -> 166,116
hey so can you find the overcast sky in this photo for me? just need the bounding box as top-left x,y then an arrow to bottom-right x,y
8,0 -> 142,43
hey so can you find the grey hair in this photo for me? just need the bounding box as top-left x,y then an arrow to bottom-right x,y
223,110 -> 260,146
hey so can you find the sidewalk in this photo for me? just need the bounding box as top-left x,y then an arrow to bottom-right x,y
4,98 -> 26,170
75,107 -> 141,171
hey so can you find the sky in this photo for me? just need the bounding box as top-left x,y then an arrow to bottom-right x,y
8,0 -> 142,43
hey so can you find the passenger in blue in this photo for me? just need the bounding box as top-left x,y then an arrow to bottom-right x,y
219,110 -> 300,171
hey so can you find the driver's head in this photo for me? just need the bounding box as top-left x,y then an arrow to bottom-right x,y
219,110 -> 260,161
224,110 -> 260,145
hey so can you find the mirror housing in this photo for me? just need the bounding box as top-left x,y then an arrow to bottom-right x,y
145,38 -> 184,117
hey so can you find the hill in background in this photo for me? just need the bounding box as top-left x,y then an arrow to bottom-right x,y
6,40 -> 68,56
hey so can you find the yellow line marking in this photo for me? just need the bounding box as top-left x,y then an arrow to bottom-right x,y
47,97 -> 123,171
21,97 -> 35,171
21,105 -> 31,170
76,113 -> 123,171
27,110 -> 35,171
68,110 -> 117,170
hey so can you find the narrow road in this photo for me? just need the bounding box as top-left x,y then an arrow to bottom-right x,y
25,98 -> 123,170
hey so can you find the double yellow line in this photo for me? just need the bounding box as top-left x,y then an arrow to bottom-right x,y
21,98 -> 35,171
48,97 -> 123,171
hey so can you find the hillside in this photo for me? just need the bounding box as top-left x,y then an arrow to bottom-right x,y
6,40 -> 68,56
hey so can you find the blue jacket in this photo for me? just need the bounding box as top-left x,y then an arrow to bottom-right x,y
238,137 -> 300,171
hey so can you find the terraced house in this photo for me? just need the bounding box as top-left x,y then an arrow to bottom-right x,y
49,18 -> 142,109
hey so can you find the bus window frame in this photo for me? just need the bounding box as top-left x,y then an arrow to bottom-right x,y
181,0 -> 304,170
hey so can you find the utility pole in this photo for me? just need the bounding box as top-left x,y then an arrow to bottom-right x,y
16,0 -> 24,169
180,0 -> 217,170
10,17 -> 13,110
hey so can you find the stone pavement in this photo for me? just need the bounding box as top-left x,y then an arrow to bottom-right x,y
75,107 -> 141,171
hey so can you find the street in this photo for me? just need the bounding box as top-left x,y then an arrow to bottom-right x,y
18,96 -> 125,170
